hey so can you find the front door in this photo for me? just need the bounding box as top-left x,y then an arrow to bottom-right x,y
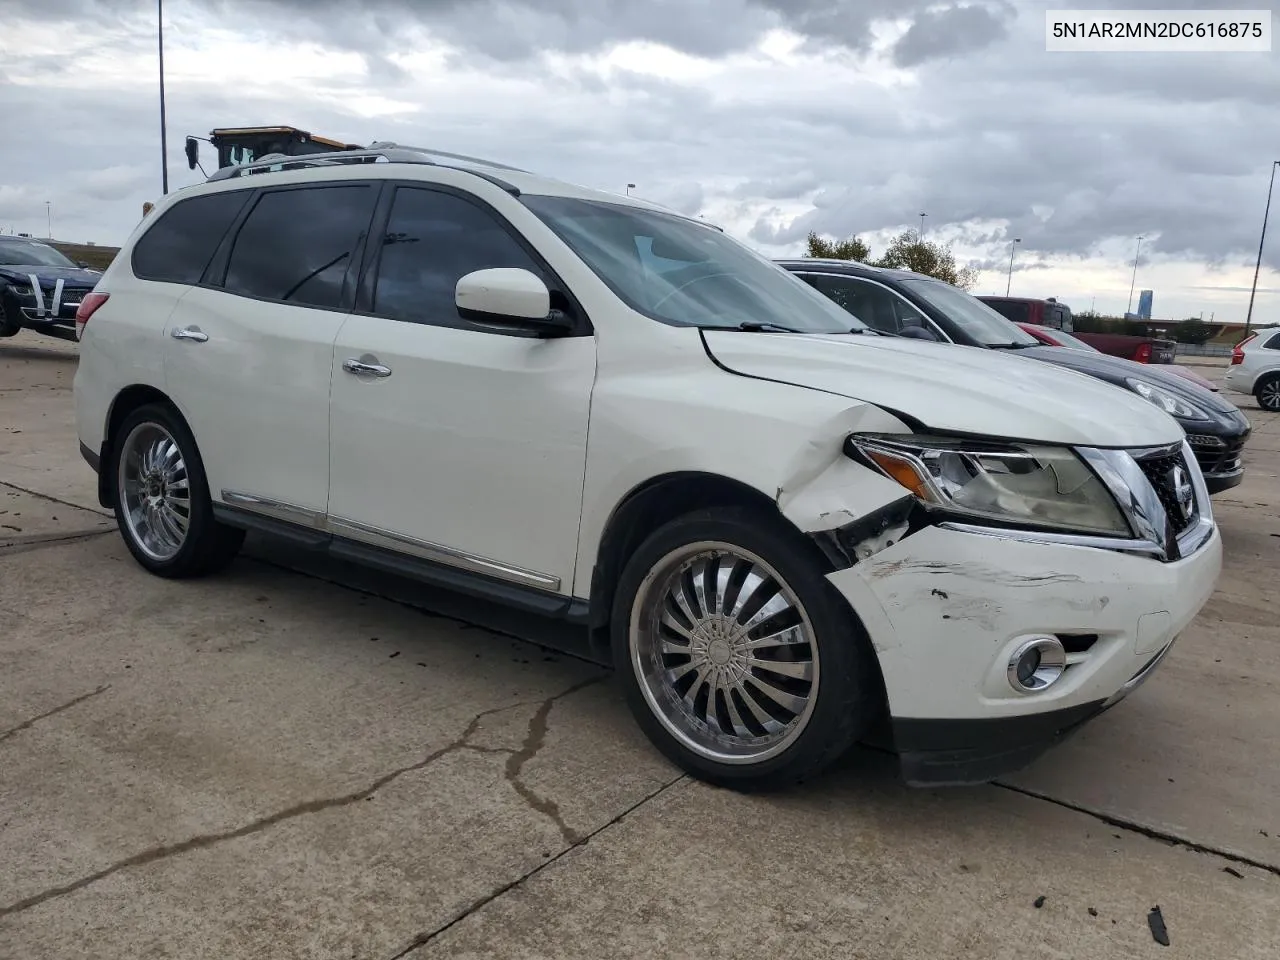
327,184 -> 596,595
164,181 -> 379,522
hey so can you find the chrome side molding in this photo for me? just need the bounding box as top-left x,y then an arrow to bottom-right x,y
327,516 -> 561,591
221,490 -> 326,528
219,490 -> 561,592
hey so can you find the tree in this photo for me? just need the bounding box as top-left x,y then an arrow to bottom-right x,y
873,231 -> 979,290
805,231 -> 870,262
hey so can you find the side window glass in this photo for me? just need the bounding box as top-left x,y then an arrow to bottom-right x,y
800,275 -> 923,335
132,190 -> 250,284
223,185 -> 375,309
1265,331 -> 1280,350
372,187 -> 543,329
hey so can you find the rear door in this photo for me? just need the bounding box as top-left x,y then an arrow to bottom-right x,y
164,181 -> 379,522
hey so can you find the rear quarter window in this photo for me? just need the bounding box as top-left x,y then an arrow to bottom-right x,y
131,190 -> 251,284
1265,331 -> 1280,350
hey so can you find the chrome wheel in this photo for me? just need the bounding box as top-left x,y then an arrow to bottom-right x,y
631,542 -> 820,764
1259,378 -> 1280,411
118,422 -> 192,562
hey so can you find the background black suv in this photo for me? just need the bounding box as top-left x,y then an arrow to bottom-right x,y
777,258 -> 1251,494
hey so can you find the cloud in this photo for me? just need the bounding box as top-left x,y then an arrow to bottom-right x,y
0,0 -> 1276,323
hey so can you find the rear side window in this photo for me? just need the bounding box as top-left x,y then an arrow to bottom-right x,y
1265,331 -> 1280,350
370,186 -> 544,329
131,190 -> 249,284
223,185 -> 376,310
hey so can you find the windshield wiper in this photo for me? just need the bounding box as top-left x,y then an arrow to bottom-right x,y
988,341 -> 1035,349
848,327 -> 894,337
699,321 -> 808,333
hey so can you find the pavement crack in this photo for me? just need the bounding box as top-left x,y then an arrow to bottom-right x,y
0,528 -> 114,555
996,782 -> 1280,878
503,679 -> 598,845
388,773 -> 687,960
0,681 -> 602,920
0,481 -> 111,518
0,685 -> 110,746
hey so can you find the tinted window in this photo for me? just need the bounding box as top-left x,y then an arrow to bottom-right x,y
371,187 -> 544,328
223,185 -> 375,309
799,274 -> 930,335
132,190 -> 249,284
1265,331 -> 1280,350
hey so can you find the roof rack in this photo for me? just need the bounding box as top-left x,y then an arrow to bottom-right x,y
205,142 -> 526,194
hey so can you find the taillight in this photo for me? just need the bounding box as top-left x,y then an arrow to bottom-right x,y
1232,333 -> 1256,365
75,292 -> 109,341
1134,342 -> 1151,363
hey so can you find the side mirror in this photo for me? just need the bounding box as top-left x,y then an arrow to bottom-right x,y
77,261 -> 90,268
455,268 -> 572,335
184,136 -> 199,171
898,325 -> 941,342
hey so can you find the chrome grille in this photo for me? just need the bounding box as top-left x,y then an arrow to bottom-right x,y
1137,450 -> 1196,534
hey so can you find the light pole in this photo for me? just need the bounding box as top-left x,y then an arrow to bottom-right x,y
1126,235 -> 1144,314
158,0 -> 169,195
45,201 -> 51,239
1244,160 -> 1280,337
626,183 -> 635,196
918,212 -> 927,241
1005,238 -> 1021,296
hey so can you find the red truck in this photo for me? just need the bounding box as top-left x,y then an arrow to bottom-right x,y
977,295 -> 1176,364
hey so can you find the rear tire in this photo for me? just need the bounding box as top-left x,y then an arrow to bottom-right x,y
1255,373 -> 1280,412
109,403 -> 244,578
611,505 -> 880,791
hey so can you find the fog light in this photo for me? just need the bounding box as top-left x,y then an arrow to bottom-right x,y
1007,637 -> 1067,693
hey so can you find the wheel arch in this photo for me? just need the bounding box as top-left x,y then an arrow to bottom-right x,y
98,384 -> 186,508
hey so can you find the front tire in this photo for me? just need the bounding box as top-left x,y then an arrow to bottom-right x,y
611,506 -> 880,791
1255,373 -> 1280,412
110,403 -> 244,578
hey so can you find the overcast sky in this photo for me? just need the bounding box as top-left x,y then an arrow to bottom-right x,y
1,0 -> 1276,322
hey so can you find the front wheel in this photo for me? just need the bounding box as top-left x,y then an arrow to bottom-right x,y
1255,374 -> 1280,412
611,506 -> 880,791
110,403 -> 244,578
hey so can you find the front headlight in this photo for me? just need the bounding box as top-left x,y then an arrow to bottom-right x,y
849,434 -> 1131,536
1126,378 -> 1210,421
4,282 -> 34,298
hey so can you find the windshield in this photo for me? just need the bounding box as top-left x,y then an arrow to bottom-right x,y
521,196 -> 864,334
901,278 -> 1040,347
1048,329 -> 1099,352
0,239 -> 77,269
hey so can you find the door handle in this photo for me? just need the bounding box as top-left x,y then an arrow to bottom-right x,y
342,357 -> 392,378
171,326 -> 208,343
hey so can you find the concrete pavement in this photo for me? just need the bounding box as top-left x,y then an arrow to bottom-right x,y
2,331 -> 1277,958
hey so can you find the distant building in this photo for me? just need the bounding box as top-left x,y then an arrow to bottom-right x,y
1137,289 -> 1153,320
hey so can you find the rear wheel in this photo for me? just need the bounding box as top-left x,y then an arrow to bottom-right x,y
612,506 -> 880,791
1256,374 -> 1280,412
110,403 -> 244,578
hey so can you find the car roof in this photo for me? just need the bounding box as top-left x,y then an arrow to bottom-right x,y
190,142 -> 713,229
773,258 -> 927,282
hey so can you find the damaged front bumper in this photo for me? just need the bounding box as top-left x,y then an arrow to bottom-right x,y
825,522 -> 1222,786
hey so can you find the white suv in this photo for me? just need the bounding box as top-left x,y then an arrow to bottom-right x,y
73,145 -> 1222,789
1223,327 -> 1280,411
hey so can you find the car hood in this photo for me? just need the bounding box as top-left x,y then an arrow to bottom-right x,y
703,331 -> 1185,448
0,264 -> 100,285
1018,345 -> 1244,420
